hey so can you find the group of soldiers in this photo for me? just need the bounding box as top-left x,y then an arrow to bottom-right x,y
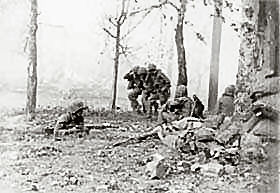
124,63 -> 171,117
124,64 -> 207,122
52,68 -> 235,141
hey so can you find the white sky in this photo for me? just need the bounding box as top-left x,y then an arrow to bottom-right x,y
0,0 -> 241,107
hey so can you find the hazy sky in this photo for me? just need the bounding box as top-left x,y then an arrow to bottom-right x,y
0,0 -> 241,107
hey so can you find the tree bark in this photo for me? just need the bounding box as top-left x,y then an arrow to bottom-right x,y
175,0 -> 188,88
26,0 -> 38,121
207,0 -> 223,112
111,23 -> 121,111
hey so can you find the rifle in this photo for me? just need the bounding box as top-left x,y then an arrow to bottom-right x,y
44,123 -> 119,135
109,117 -> 203,148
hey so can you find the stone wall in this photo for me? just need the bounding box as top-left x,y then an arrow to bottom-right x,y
235,0 -> 279,119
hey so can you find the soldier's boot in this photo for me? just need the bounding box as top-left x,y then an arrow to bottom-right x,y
142,98 -> 147,114
154,102 -> 159,117
130,100 -> 139,112
146,103 -> 153,119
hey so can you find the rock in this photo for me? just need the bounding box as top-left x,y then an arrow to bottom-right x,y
191,162 -> 224,177
224,165 -> 236,174
172,117 -> 202,130
241,145 -> 267,163
200,162 -> 224,177
240,133 -> 266,162
145,154 -> 169,179
215,122 -> 241,145
194,127 -> 215,142
176,161 -> 191,173
31,184 -> 39,191
252,119 -> 278,139
203,114 -> 225,129
240,133 -> 261,147
190,163 -> 201,172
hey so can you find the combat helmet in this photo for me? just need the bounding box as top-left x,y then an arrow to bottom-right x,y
138,67 -> 147,75
175,85 -> 188,98
68,100 -> 85,113
224,85 -> 235,97
147,63 -> 156,71
132,66 -> 140,73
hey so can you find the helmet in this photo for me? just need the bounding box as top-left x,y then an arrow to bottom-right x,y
132,66 -> 140,73
175,85 -> 188,98
147,63 -> 156,71
224,85 -> 235,96
138,67 -> 147,75
68,100 -> 85,113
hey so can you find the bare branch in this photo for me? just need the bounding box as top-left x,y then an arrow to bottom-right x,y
109,18 -> 117,27
166,0 -> 179,11
129,1 -> 167,16
119,13 -> 127,25
122,9 -> 152,40
103,28 -> 117,39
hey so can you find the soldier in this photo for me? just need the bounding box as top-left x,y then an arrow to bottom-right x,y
217,85 -> 235,116
143,63 -> 159,117
144,63 -> 172,117
54,100 -> 88,141
154,69 -> 171,106
123,66 -> 140,90
191,94 -> 205,119
137,67 -> 148,113
124,66 -> 142,112
158,85 -> 193,123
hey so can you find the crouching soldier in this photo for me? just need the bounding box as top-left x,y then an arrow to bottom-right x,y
191,94 -> 205,119
158,85 -> 193,123
217,85 -> 235,116
54,100 -> 88,141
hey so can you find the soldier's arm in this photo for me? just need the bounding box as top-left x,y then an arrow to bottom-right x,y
123,71 -> 133,80
53,114 -> 72,139
181,100 -> 193,117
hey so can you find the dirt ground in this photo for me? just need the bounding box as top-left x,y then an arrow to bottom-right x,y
0,110 -> 279,193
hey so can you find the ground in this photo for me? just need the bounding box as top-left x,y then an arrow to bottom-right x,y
0,108 -> 278,193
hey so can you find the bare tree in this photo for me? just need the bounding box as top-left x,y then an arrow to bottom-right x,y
207,0 -> 223,112
166,0 -> 188,89
103,0 -> 166,111
26,0 -> 38,120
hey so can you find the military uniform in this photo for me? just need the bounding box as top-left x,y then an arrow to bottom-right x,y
142,64 -> 158,116
217,85 -> 235,116
158,85 -> 193,122
124,66 -> 143,112
154,69 -> 171,105
54,101 -> 87,140
143,64 -> 171,116
191,94 -> 205,119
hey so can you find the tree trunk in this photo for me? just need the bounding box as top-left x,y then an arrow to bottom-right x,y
26,0 -> 38,121
207,0 -> 223,112
111,23 -> 121,111
175,0 -> 188,88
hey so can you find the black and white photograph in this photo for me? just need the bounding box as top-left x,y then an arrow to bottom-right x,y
0,0 -> 279,192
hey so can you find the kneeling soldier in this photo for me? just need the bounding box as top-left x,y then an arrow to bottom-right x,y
54,100 -> 88,141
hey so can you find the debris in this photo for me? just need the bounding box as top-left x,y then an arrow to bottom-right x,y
224,165 -> 236,174
145,153 -> 169,179
203,114 -> 225,129
194,127 -> 215,142
200,162 -> 224,177
215,122 -> 241,145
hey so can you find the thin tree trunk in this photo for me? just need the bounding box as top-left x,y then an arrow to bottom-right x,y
207,0 -> 223,112
112,23 -> 121,111
175,0 -> 188,88
26,0 -> 38,121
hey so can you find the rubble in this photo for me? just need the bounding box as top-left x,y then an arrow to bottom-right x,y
145,153 -> 169,179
